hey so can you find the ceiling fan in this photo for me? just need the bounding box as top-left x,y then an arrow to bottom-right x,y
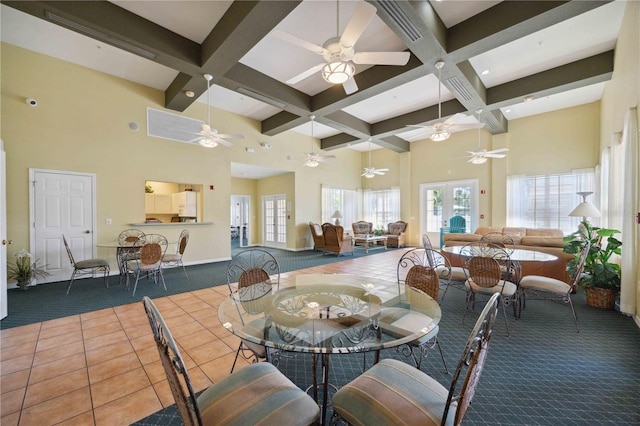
409,61 -> 484,142
463,125 -> 509,164
188,74 -> 244,148
272,1 -> 410,95
304,115 -> 336,167
361,139 -> 388,178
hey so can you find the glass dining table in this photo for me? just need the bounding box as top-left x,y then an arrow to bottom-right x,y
217,273 -> 441,425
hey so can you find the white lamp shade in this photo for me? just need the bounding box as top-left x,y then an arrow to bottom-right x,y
569,201 -> 601,218
331,210 -> 342,219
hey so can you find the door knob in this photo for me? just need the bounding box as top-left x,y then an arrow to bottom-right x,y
2,239 -> 13,245
85,230 -> 91,234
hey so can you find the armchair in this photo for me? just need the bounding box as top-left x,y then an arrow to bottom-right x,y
321,223 -> 354,256
351,220 -> 373,236
385,220 -> 408,248
308,222 -> 325,251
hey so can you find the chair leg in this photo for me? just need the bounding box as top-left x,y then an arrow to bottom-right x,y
159,269 -> 167,292
104,266 -> 110,288
180,260 -> 188,278
501,299 -> 511,337
568,296 -> 579,333
132,272 -> 141,296
66,270 -> 78,294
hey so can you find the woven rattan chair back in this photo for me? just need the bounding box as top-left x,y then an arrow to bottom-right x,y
466,256 -> 502,289
177,229 -> 189,255
422,233 -> 433,249
480,232 -> 514,248
227,248 -> 280,293
118,229 -> 145,245
143,296 -> 203,426
398,248 -> 447,300
405,265 -> 439,299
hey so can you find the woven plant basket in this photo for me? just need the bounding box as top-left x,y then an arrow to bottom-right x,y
585,287 -> 616,310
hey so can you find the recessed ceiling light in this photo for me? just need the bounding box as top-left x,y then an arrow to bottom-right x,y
481,69 -> 490,76
523,95 -> 534,102
185,90 -> 195,98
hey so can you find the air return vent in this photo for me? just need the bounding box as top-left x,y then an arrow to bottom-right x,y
484,115 -> 500,131
377,1 -> 422,43
147,108 -> 202,144
446,76 -> 473,101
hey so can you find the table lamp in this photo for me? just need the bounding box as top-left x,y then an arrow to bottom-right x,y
331,210 -> 342,226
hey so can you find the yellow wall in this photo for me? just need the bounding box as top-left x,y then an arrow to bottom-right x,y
2,0 -> 637,280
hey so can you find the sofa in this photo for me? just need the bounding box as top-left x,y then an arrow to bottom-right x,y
321,223 -> 354,256
384,221 -> 408,248
442,226 -> 573,283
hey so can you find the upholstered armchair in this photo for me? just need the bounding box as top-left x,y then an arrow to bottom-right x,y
308,222 -> 325,252
351,221 -> 373,236
321,223 -> 354,256
385,220 -> 408,248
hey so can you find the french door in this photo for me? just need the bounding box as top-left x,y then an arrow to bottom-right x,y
420,179 -> 478,235
263,194 -> 286,249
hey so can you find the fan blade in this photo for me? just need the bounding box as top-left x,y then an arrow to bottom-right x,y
484,153 -> 506,158
216,133 -> 245,140
374,170 -> 386,175
188,136 -> 203,143
444,113 -> 472,125
286,63 -> 326,85
375,168 -> 389,172
218,139 -> 234,148
485,148 -> 509,154
271,30 -> 326,54
340,2 -> 376,48
352,51 -> 410,65
343,78 -> 359,94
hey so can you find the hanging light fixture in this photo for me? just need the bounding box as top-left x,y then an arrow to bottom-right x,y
200,74 -> 218,148
304,115 -> 320,167
430,61 -> 450,142
321,0 -> 354,85
361,138 -> 389,178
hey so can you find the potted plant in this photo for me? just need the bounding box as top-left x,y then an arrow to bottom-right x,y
7,249 -> 50,290
563,221 -> 622,309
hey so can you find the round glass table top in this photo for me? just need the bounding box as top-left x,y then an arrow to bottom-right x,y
441,245 -> 558,261
218,274 -> 441,354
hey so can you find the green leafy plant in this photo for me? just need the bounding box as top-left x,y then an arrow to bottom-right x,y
7,250 -> 50,289
563,221 -> 622,291
145,184 -> 154,193
373,225 -> 385,236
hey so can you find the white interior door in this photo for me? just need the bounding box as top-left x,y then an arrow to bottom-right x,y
231,195 -> 250,248
31,169 -> 96,284
263,194 -> 286,249
1,140 -> 7,319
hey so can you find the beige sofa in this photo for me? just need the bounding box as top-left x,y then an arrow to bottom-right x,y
442,226 -> 573,283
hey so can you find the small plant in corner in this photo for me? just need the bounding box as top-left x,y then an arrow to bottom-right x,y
7,250 -> 50,290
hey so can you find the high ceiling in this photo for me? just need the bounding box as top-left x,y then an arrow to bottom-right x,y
0,0 -> 626,153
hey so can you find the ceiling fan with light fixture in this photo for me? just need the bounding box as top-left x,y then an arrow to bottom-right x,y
361,139 -> 388,178
461,125 -> 508,164
409,61 -> 484,142
187,74 -> 244,148
304,115 -> 336,167
272,1 -> 410,95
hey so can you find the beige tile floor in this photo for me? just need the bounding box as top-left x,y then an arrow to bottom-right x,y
1,248 -> 405,425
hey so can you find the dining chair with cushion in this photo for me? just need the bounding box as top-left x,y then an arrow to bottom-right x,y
321,223 -> 354,256
391,248 -> 448,371
462,243 -> 518,336
161,229 -> 189,278
141,296 -> 320,426
332,292 -> 501,426
518,241 -> 590,332
125,233 -> 167,296
117,229 -> 145,280
62,235 -> 110,294
308,222 -> 325,251
226,248 -> 280,373
423,233 -> 468,286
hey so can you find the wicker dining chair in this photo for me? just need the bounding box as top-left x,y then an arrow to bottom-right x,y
161,229 -> 189,278
141,296 -> 320,426
331,293 -> 501,426
125,233 -> 167,296
226,248 -> 280,373
462,243 -> 518,336
391,248 -> 448,372
62,235 -> 110,294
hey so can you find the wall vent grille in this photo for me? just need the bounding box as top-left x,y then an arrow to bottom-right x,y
447,76 -> 473,101
147,108 -> 202,144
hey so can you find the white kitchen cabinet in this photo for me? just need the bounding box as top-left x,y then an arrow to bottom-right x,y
145,194 -> 176,214
172,191 -> 197,217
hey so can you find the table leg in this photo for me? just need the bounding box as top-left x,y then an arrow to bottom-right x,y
383,239 -> 387,251
365,241 -> 369,254
309,353 -> 331,426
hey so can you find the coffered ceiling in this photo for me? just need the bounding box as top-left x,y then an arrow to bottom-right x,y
0,0 -> 626,153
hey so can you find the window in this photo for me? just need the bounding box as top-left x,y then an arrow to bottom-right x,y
321,185 -> 361,231
507,170 -> 595,234
363,188 -> 400,229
